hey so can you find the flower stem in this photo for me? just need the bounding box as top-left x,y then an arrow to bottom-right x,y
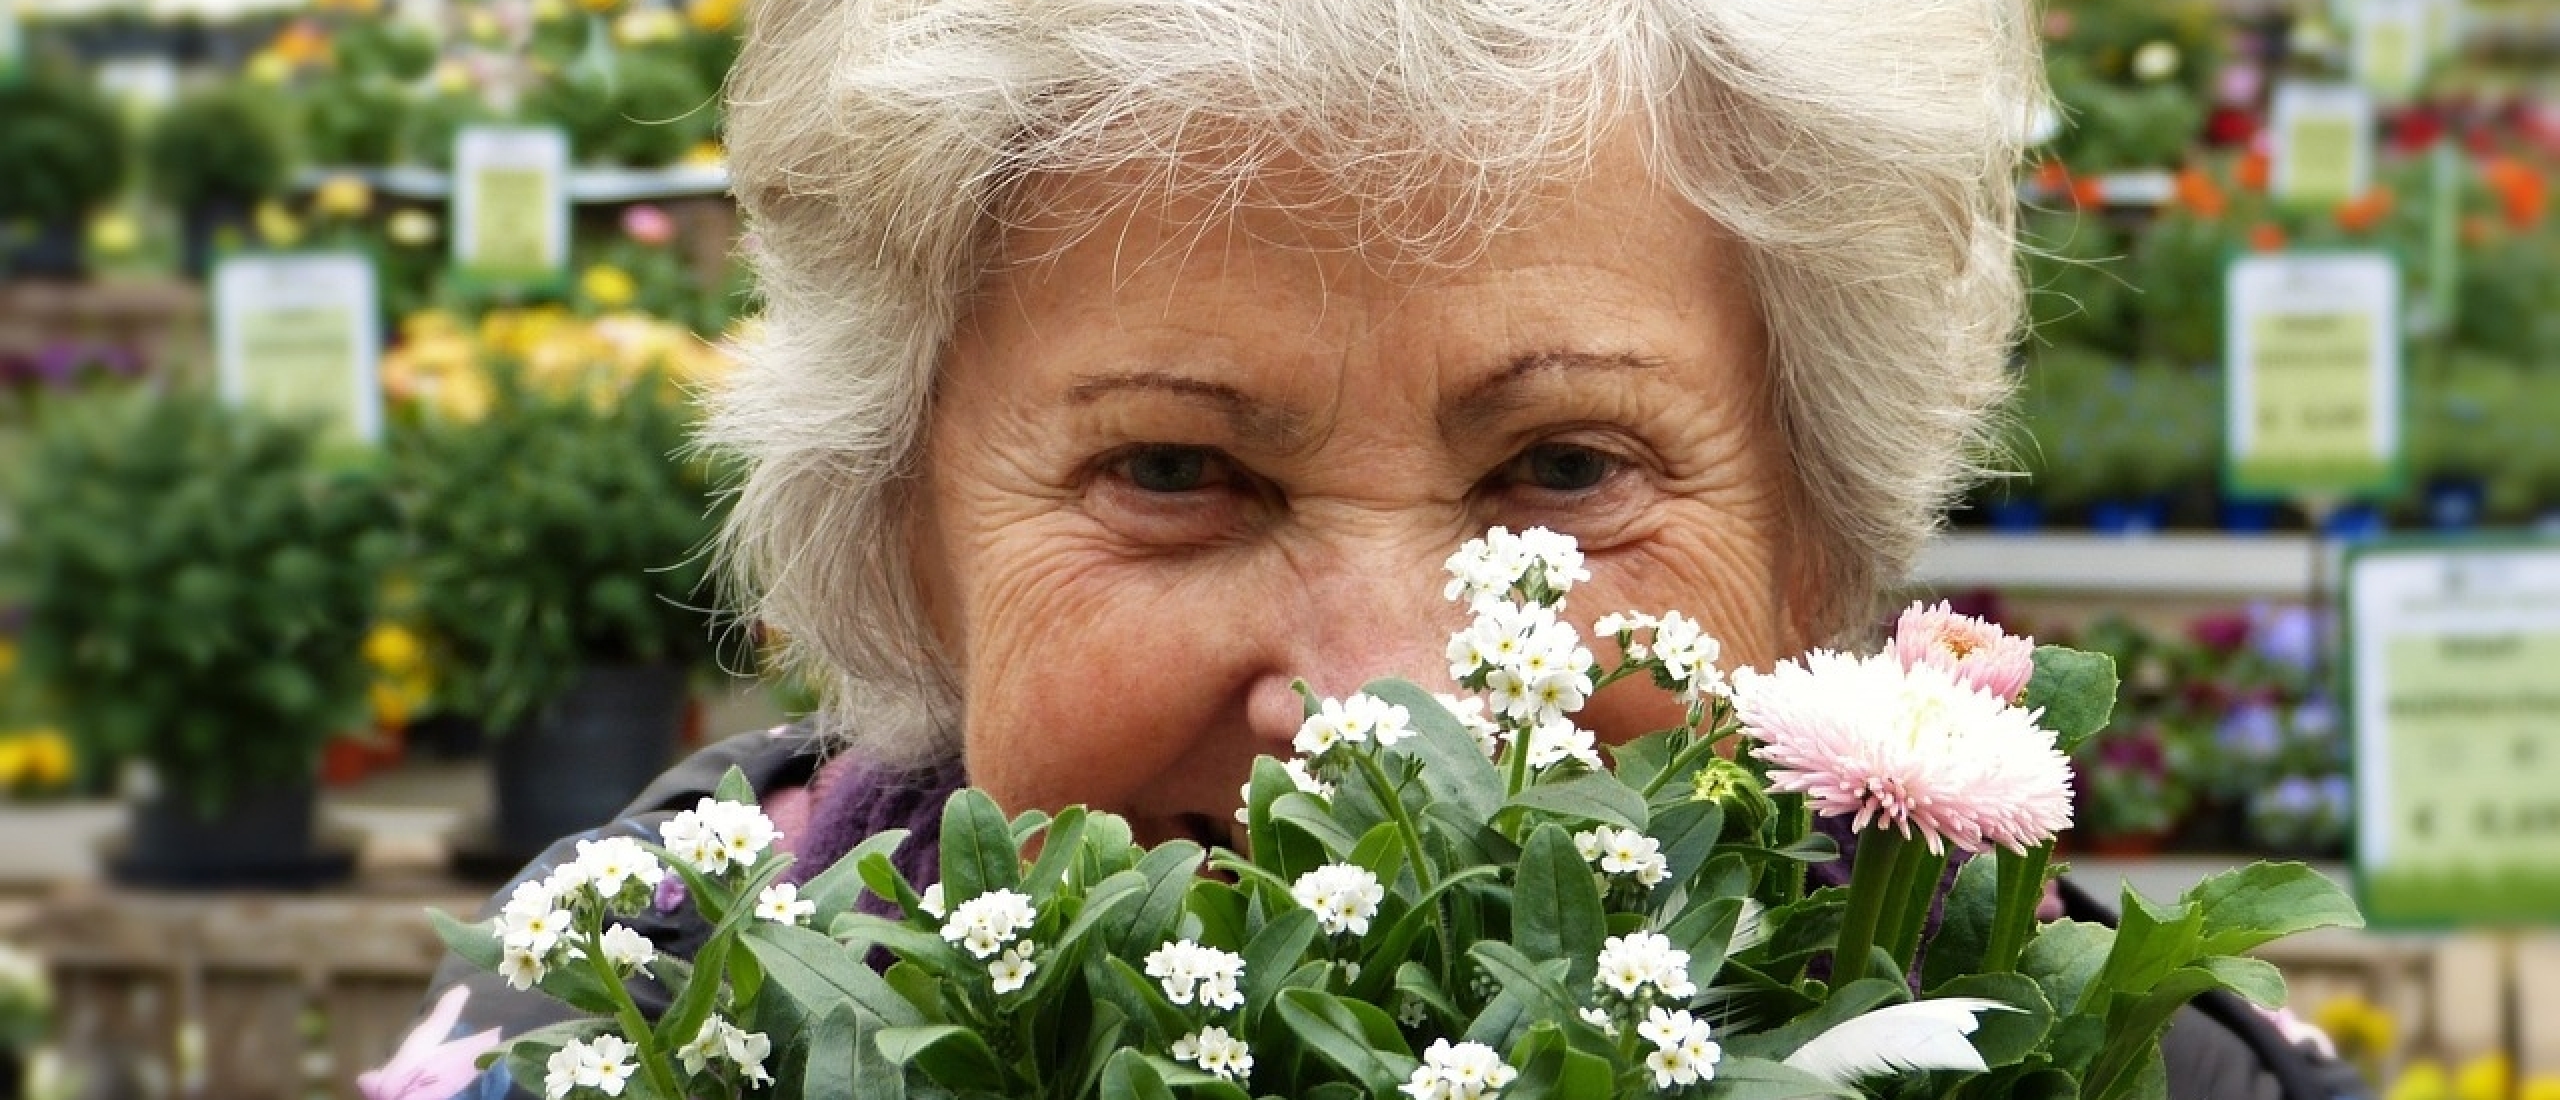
1980,842 -> 2053,973
584,923 -> 688,1098
1830,828 -> 1906,989
1880,841 -> 1948,975
1352,749 -> 1454,986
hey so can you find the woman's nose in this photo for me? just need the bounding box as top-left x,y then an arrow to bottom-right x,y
1243,541 -> 1460,746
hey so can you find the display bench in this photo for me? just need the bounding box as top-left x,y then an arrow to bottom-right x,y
0,279 -> 205,373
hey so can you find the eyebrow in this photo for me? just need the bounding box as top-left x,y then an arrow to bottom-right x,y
1438,350 -> 1667,437
1065,369 -> 1311,448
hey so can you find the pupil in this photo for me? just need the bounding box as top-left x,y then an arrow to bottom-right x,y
1129,448 -> 1209,492
1528,445 -> 1607,491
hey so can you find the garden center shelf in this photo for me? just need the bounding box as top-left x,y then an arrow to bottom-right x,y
293,162 -> 732,204
1910,532 -> 2331,597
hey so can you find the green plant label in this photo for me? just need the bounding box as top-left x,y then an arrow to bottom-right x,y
212,252 -> 383,445
2349,545 -> 2560,926
2270,82 -> 2373,207
0,4 -> 20,82
2354,0 -> 2429,103
2224,252 -> 2402,497
453,126 -> 569,284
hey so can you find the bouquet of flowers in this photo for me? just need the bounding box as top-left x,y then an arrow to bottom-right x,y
435,528 -> 2361,1100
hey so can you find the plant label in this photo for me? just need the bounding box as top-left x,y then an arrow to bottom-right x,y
452,126 -> 570,285
2354,0 -> 2430,103
2349,541 -> 2560,926
213,251 -> 383,446
2224,252 -> 2402,498
2270,82 -> 2374,207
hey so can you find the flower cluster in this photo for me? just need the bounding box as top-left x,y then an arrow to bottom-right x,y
675,1015 -> 773,1086
938,888 -> 1041,994
1442,526 -> 1589,608
1292,863 -> 1386,937
1170,1027 -> 1254,1081
1449,601 -> 1598,728
1575,826 -> 1669,888
1890,601 -> 2035,703
1401,1039 -> 1520,1100
1434,692 -> 1504,757
1594,932 -> 1697,1003
661,798 -> 782,876
1145,940 -> 1247,1010
496,836 -> 670,991
1293,692 -> 1414,758
1636,1007 -> 1722,1091
544,1035 -> 636,1100
1593,610 -> 1727,701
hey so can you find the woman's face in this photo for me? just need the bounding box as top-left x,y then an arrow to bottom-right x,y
919,140 -> 1809,847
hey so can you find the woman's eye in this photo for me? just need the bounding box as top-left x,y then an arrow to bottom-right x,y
1506,443 -> 1618,492
1116,445 -> 1230,493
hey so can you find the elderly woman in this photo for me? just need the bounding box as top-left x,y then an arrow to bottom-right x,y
377,3 -> 2357,1099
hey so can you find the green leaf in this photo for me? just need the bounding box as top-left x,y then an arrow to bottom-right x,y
1022,806 -> 1089,896
1513,824 -> 1607,992
427,909 -> 501,970
1467,941 -> 1582,1023
1663,895 -> 1745,995
1649,799 -> 1725,893
714,765 -> 756,805
1242,908 -> 1321,1024
2020,919 -> 2116,1017
938,788 -> 1020,903
2182,862 -> 2365,956
741,922 -> 925,1027
1273,793 -> 1362,860
653,928 -> 733,1053
1922,855 -> 2000,990
1353,864 -> 1504,1003
1107,842 -> 1204,957
855,852 -> 926,924
876,1025 -> 1009,1093
1729,978 -> 1908,1063
1707,1056 -> 1863,1099
1930,973 -> 2056,1068
1361,678 -> 1506,823
1393,961 -> 1463,1030
1099,1047 -> 1177,1100
802,828 -> 912,924
1505,773 -> 1649,831
1606,729 -> 1681,793
2092,890 -> 2202,1002
1350,820 -> 1410,885
1274,988 -> 1419,1095
2022,645 -> 2117,751
2194,954 -> 2288,1009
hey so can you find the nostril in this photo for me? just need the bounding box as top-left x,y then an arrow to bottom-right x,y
1176,811 -> 1237,853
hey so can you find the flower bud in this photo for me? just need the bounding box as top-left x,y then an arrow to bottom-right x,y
1690,757 -> 1773,834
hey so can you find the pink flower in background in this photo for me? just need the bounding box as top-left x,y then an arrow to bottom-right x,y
1889,600 -> 2035,702
1733,650 -> 2073,854
621,204 -> 675,247
358,986 -> 503,1100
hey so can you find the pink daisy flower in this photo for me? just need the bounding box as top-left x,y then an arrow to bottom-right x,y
1889,601 -> 2035,703
1732,650 -> 2072,854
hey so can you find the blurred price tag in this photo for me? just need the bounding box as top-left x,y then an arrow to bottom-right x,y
2270,82 -> 2374,207
213,252 -> 383,446
2224,252 -> 2403,497
2350,541 -> 2560,927
2354,0 -> 2429,102
452,126 -> 569,286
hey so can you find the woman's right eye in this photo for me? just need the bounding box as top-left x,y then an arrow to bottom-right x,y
1113,445 -> 1233,493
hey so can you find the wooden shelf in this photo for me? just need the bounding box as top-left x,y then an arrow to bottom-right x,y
1909,532 -> 2330,597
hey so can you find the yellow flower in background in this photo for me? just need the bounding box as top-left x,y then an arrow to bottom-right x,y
2390,1061 -> 2451,1100
2525,1077 -> 2560,1100
267,20 -> 333,68
687,0 -> 738,33
431,369 -> 496,424
255,201 -> 304,247
464,9 -> 503,43
613,8 -> 680,44
681,140 -> 725,167
387,208 -> 441,248
247,50 -> 295,85
2458,1055 -> 2513,1100
87,212 -> 141,256
0,637 -> 16,678
363,624 -> 426,675
432,59 -> 476,95
20,732 -> 70,788
2312,995 -> 2396,1071
573,0 -> 622,16
314,174 -> 373,220
580,264 -> 639,311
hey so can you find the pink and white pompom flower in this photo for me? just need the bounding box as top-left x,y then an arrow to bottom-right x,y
1889,600 -> 2036,703
1731,650 -> 2073,855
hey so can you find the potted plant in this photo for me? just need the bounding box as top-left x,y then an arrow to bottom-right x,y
394,355 -> 722,865
3,391 -> 395,886
0,71 -> 131,279
144,82 -> 296,277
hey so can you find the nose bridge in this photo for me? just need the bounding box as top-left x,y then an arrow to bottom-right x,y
1290,529 -> 1460,699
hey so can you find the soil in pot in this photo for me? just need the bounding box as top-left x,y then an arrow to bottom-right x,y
481,663 -> 690,869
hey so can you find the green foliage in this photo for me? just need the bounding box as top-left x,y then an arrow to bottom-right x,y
3,392 -> 394,810
2007,349 -> 2219,508
299,73 -> 414,166
144,83 -> 297,211
2021,210 -> 2133,357
400,89 -> 508,171
392,369 -> 722,731
524,48 -> 718,167
0,69 -> 131,225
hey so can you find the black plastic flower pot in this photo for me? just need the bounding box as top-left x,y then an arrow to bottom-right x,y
5,221 -> 87,280
179,200 -> 251,279
488,663 -> 689,866
111,776 -> 352,889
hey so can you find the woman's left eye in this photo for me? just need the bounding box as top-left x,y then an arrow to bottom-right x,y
1501,442 -> 1620,493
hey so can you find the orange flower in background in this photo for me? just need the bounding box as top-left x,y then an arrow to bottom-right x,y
2033,160 -> 2070,196
267,19 -> 333,68
688,0 -> 740,33
2249,223 -> 2287,252
2335,187 -> 2395,234
2481,156 -> 2548,228
2069,175 -> 2107,210
2173,167 -> 2227,219
2237,148 -> 2271,192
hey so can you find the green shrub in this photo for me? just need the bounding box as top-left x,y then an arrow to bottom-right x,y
145,84 -> 296,211
0,71 -> 131,225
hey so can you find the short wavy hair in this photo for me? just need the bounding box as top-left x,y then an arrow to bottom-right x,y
708,0 -> 2043,764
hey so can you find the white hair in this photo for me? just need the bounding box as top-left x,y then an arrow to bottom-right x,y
708,0 -> 2042,764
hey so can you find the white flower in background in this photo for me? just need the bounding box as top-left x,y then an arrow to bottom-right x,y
1648,612 -> 1726,698
545,1034 -> 636,1099
1595,932 -> 1697,1001
755,883 -> 817,926
1291,864 -> 1385,936
916,883 -> 946,919
1576,827 -> 1670,887
1401,1038 -> 1520,1100
940,889 -> 1039,959
989,943 -> 1038,994
1442,530 -> 1535,606
1282,758 -> 1336,799
1522,716 -> 1603,772
1146,940 -> 1248,1010
1638,1007 -> 1722,1090
1513,527 -> 1591,592
659,798 -> 781,876
1578,1006 -> 1617,1034
500,883 -> 572,959
1399,996 -> 1432,1028
1353,693 -> 1416,746
1172,1026 -> 1255,1082
676,1016 -> 773,1085
1295,693 -> 1412,757
568,837 -> 666,901
1435,693 -> 1504,757
499,946 -> 547,991
598,924 -> 654,971
1593,611 -> 1656,639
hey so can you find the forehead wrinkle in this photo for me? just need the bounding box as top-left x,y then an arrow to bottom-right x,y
1438,350 -> 1667,438
1064,369 -> 1313,451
